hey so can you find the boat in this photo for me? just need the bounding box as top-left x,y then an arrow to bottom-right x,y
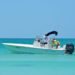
2,42 -> 66,54
2,31 -> 74,54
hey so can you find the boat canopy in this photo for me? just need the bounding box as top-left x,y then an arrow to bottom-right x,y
45,31 -> 58,37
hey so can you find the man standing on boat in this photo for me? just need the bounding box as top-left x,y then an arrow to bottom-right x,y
51,39 -> 60,49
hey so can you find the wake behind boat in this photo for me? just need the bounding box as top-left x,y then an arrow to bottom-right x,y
2,31 -> 75,54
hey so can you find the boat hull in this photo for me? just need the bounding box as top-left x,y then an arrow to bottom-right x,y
4,44 -> 64,54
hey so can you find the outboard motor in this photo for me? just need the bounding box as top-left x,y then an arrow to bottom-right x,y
65,43 -> 74,54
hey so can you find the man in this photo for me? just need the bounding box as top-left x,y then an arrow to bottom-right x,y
40,36 -> 49,47
51,39 -> 60,49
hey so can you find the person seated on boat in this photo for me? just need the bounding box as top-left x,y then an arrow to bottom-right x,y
35,36 -> 42,42
40,36 -> 48,46
51,39 -> 60,49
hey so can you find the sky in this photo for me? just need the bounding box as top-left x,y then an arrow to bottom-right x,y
0,0 -> 75,38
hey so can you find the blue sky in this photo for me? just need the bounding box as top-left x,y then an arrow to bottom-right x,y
0,0 -> 75,38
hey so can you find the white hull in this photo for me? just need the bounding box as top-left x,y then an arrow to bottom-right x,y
2,43 -> 65,54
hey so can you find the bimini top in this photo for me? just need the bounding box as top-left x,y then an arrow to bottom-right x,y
45,31 -> 58,37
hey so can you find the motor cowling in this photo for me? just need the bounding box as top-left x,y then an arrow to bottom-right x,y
65,43 -> 74,54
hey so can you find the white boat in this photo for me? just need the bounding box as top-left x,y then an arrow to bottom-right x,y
2,40 -> 66,54
2,31 -> 74,54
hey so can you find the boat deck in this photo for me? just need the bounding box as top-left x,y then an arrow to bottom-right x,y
2,43 -> 65,50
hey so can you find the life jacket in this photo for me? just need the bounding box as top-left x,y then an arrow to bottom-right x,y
52,40 -> 60,45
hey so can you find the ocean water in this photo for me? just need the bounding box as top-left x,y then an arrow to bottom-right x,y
0,38 -> 75,75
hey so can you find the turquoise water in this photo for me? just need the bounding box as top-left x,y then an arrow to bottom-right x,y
0,38 -> 75,75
